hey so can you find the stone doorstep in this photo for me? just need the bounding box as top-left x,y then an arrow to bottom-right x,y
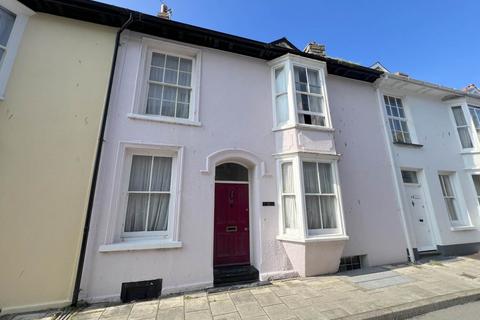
336,288 -> 480,320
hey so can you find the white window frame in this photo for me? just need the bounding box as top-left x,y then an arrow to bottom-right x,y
450,105 -> 475,150
383,94 -> 413,144
131,38 -> 202,126
108,142 -> 184,244
0,1 -> 33,99
276,152 -> 347,241
438,172 -> 471,227
269,54 -> 333,131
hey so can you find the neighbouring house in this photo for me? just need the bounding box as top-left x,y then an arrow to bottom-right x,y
376,72 -> 480,259
78,4 -> 410,303
0,0 -> 119,314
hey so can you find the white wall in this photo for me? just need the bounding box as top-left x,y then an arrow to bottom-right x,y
328,76 -> 408,266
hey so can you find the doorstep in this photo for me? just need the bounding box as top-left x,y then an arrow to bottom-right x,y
5,257 -> 480,320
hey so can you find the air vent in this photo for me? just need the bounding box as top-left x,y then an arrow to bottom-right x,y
120,279 -> 162,303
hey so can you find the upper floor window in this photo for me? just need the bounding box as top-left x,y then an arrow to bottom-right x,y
469,105 -> 480,143
452,106 -> 473,149
384,95 -> 411,143
146,53 -> 193,119
0,6 -> 15,64
270,55 -> 331,130
294,66 -> 325,126
472,175 -> 480,205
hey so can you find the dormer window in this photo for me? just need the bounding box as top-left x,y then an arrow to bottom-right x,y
270,55 -> 331,130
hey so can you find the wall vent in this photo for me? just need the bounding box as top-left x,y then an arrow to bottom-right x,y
120,279 -> 162,303
338,255 -> 364,272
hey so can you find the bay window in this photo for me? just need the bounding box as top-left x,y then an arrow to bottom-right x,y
270,55 -> 331,129
277,155 -> 346,240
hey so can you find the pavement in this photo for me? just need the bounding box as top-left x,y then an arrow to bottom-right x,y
410,300 -> 480,319
5,256 -> 480,320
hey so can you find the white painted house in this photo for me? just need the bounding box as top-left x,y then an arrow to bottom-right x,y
78,9 -> 480,303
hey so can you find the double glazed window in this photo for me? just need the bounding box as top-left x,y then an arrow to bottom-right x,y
0,6 -> 15,64
452,106 -> 473,149
145,52 -> 193,119
384,95 -> 411,143
294,66 -> 325,126
303,162 -> 337,230
124,155 -> 173,235
438,174 -> 460,223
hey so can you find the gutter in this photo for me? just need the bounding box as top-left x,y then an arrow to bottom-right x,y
71,12 -> 135,306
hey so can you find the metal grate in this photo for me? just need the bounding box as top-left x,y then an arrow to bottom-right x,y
338,255 -> 363,272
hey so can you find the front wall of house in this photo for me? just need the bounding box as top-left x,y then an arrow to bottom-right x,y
388,92 -> 480,248
0,14 -> 115,312
328,76 -> 408,266
80,33 -> 293,301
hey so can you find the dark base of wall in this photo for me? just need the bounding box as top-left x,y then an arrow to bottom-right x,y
410,242 -> 480,261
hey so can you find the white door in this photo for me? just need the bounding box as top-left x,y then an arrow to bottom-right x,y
404,184 -> 435,251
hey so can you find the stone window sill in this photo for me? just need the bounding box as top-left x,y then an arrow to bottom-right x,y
393,141 -> 424,148
273,123 -> 335,133
450,225 -> 478,232
99,240 -> 183,252
276,234 -> 349,243
127,113 -> 202,127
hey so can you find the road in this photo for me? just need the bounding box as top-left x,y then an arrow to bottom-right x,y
411,301 -> 480,319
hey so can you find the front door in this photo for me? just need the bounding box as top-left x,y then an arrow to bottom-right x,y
404,184 -> 435,251
214,183 -> 250,267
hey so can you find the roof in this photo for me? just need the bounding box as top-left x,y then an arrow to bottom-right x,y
18,0 -> 382,83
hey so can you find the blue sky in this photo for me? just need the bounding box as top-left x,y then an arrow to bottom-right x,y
97,0 -> 479,90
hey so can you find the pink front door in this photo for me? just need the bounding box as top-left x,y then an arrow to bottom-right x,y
214,183 -> 250,267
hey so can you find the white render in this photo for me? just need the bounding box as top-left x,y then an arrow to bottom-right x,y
377,74 -> 480,257
80,29 -> 480,303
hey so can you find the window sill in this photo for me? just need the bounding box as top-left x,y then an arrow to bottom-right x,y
460,150 -> 480,155
450,225 -> 478,232
273,123 -> 335,133
127,113 -> 202,127
393,141 -> 424,148
99,240 -> 183,252
276,234 -> 349,243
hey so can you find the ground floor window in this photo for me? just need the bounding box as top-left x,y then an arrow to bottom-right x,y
438,174 -> 460,224
277,155 -> 345,239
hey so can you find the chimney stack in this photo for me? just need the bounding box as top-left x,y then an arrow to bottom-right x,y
158,3 -> 172,19
304,42 -> 326,57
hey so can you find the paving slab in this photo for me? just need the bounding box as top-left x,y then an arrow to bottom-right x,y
8,257 -> 480,320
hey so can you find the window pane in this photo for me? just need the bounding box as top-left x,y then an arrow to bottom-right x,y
176,103 -> 189,118
147,194 -> 170,231
148,83 -> 163,99
151,53 -> 166,67
452,106 -> 467,126
401,170 -> 418,184
0,47 -> 4,63
391,106 -> 399,117
283,195 -> 297,229
308,96 -> 322,113
177,88 -> 190,103
439,175 -> 454,197
296,93 -> 309,111
318,163 -> 333,193
470,108 -> 480,129
445,198 -> 458,221
276,94 -> 289,125
165,55 -> 179,70
146,99 -> 161,115
303,162 -> 319,193
179,58 -> 192,72
149,66 -> 164,82
178,72 -> 191,86
281,162 -> 294,193
458,127 -> 473,148
306,195 -> 322,229
215,163 -> 248,181
275,66 -> 287,94
294,66 -> 308,92
0,7 -> 15,47
473,175 -> 480,197
307,69 -> 321,94
151,157 -> 172,191
124,193 -> 148,232
129,155 -> 152,191
299,114 -> 325,126
321,196 -> 337,228
164,69 -> 178,84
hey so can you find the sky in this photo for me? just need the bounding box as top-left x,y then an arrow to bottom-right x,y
96,0 -> 479,90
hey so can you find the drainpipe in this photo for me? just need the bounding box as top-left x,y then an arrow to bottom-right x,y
374,76 -> 416,263
71,12 -> 134,307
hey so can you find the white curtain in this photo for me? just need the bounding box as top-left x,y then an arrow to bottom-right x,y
306,195 -> 321,229
125,156 -> 172,232
275,67 -> 289,126
321,196 -> 336,228
307,69 -> 321,94
303,162 -> 319,193
318,163 -> 333,193
281,162 -> 297,229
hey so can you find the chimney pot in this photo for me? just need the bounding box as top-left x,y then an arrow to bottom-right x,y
158,3 -> 172,19
304,42 -> 326,57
